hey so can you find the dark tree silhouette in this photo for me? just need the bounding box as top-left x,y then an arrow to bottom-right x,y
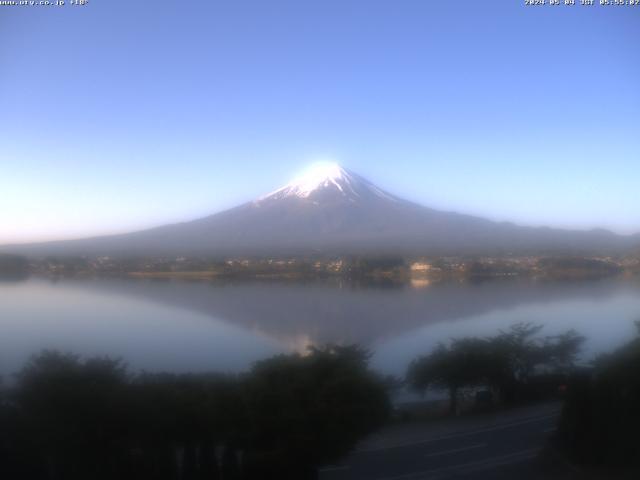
557,320 -> 640,469
407,338 -> 500,415
0,346 -> 390,480
407,323 -> 585,413
244,345 -> 390,479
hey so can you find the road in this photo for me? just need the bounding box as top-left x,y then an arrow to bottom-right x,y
319,402 -> 567,480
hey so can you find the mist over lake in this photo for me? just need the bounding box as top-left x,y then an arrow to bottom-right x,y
2,277 -> 639,379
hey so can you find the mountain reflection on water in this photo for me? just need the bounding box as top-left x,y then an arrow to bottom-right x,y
1,276 -> 639,377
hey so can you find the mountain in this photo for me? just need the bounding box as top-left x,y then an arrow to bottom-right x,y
2,163 -> 639,257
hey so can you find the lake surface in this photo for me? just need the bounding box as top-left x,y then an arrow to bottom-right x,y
1,277 -> 640,378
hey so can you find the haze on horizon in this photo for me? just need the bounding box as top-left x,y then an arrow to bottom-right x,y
1,1 -> 639,244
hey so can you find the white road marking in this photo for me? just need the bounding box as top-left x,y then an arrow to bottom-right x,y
375,448 -> 539,480
425,442 -> 487,458
357,413 -> 558,453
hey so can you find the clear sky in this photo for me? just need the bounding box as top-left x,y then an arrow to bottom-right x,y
1,0 -> 639,244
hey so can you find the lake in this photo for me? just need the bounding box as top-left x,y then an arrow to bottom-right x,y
1,276 -> 639,379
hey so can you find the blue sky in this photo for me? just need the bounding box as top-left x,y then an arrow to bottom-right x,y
1,0 -> 639,243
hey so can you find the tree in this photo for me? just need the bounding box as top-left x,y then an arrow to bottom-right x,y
244,345 -> 390,478
407,338 -> 501,415
407,323 -> 586,412
2,347 -> 390,480
542,329 -> 586,372
13,351 -> 129,480
557,320 -> 640,468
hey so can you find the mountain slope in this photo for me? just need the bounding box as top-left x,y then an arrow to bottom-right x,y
2,163 -> 638,257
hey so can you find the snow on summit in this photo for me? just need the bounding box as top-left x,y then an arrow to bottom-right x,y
281,162 -> 351,197
256,162 -> 400,204
260,162 -> 357,200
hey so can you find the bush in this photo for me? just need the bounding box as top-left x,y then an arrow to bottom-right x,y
557,324 -> 640,468
0,346 -> 389,480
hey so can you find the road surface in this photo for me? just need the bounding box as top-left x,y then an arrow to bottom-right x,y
319,402 -> 566,480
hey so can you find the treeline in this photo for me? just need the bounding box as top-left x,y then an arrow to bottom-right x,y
536,257 -> 622,280
27,255 -> 407,280
404,321 -> 640,473
556,321 -> 640,470
3,322 -> 636,477
0,346 -> 389,480
407,323 -> 586,414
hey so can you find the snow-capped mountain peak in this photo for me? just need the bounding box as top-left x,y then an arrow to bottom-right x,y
257,162 -> 397,203
262,162 -> 353,199
286,162 -> 349,196
5,162 -> 636,258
